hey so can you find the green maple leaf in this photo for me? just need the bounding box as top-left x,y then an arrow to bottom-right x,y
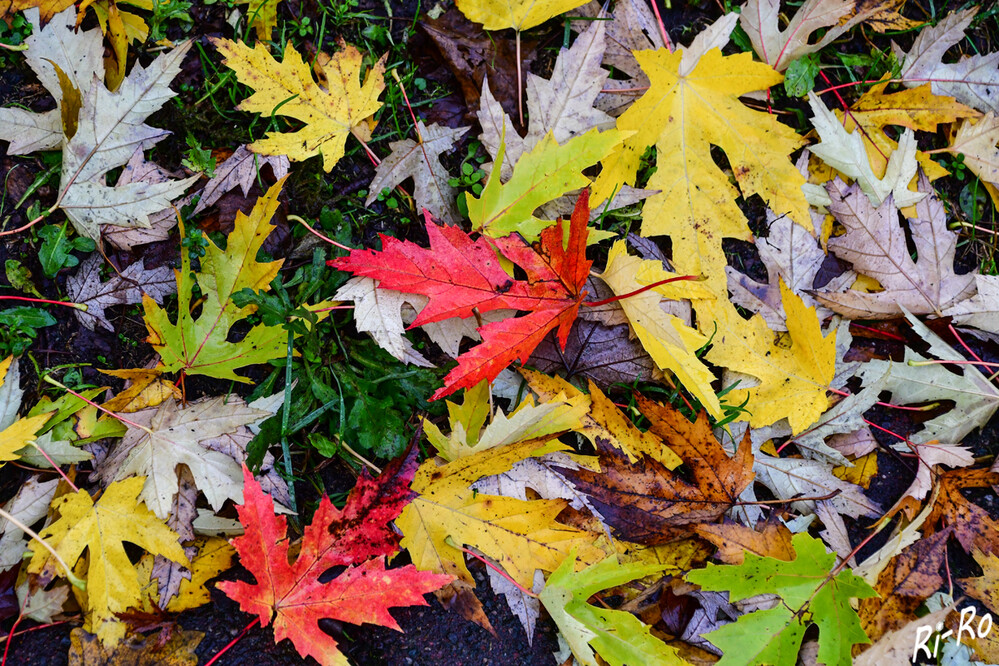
142,177 -> 326,382
686,532 -> 877,666
539,551 -> 686,666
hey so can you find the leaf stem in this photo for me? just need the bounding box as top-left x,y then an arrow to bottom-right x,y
287,214 -> 353,252
0,295 -> 87,311
459,546 -> 538,599
280,330 -> 298,520
41,375 -> 153,435
582,275 -> 699,307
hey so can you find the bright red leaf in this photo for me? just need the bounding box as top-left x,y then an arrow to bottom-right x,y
217,448 -> 452,666
329,191 -> 593,398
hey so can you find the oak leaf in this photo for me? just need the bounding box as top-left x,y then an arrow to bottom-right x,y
366,122 -> 470,225
555,396 -> 754,544
687,532 -> 876,666
218,462 -> 451,666
27,477 -> 189,645
330,192 -> 593,399
593,48 -> 809,296
396,437 -> 599,588
540,552 -> 684,666
893,6 -> 999,113
212,39 -> 385,171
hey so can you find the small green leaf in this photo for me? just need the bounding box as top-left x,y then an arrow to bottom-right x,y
783,53 -> 821,98
37,223 -> 95,277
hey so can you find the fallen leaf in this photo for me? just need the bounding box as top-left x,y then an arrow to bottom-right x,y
332,277 -> 433,367
540,551 -> 684,666
556,397 -> 755,545
330,192 -> 593,399
467,128 -> 621,240
832,451 -> 879,488
0,0 -> 74,22
16,577 -> 69,623
753,451 -> 881,518
218,463 -> 451,666
926,468 -> 999,554
100,149 -> 191,250
67,627 -> 203,666
893,6 -> 999,113
366,122 -> 470,225
144,178 -> 327,381
693,521 -> 795,565
943,274 -> 999,338
0,475 -> 58,571
67,255 -> 174,332
687,532 -> 877,666
212,39 -> 385,171
808,92 -> 926,208
397,436 -> 599,587
701,280 -> 836,433
957,549 -> 999,615
855,604 -> 954,666
593,48 -> 809,296
945,113 -> 999,208
234,0 -> 283,41
859,528 -> 950,643
191,145 -> 290,215
27,477 -> 189,644
456,0 -> 588,31
739,0 -> 861,72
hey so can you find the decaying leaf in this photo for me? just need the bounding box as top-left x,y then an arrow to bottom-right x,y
740,0 -> 862,72
693,521 -> 795,565
67,255 -> 174,332
191,145 -> 290,215
68,627 -> 203,666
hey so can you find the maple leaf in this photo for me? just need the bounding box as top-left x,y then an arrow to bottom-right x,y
67,627 -> 203,666
95,396 -> 271,520
330,191 -> 593,399
0,476 -> 58,572
687,532 -> 877,666
855,605 -> 954,666
234,0 -> 284,41
212,39 -> 385,171
366,122 -> 470,225
739,0 -> 869,72
143,178 -> 327,381
67,255 -> 174,332
893,6 -> 999,114
957,550 -> 999,615
808,92 -> 926,208
468,128 -> 621,240
477,19 -> 615,172
191,145 -> 290,215
218,460 -> 451,666
555,396 -> 754,544
817,176 -> 976,318
726,208 -> 854,331
0,0 -> 74,22
927,468 -> 999,554
693,521 -> 795,565
539,551 -> 684,666
456,0 -> 588,31
396,436 -> 600,588
700,280 -> 835,434
27,477 -> 189,645
592,48 -> 809,297
858,528 -> 950,644
0,357 -> 51,465
598,240 -> 721,418
943,274 -> 999,338
0,7 -> 197,241
945,113 -> 999,209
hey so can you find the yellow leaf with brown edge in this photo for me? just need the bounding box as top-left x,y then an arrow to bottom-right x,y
397,436 -> 600,588
694,521 -> 795,565
212,39 -> 385,172
0,0 -> 74,22
521,369 -> 682,468
593,49 -> 809,296
834,452 -> 879,489
597,241 -> 722,419
957,550 -> 999,616
27,477 -> 189,645
699,280 -> 836,434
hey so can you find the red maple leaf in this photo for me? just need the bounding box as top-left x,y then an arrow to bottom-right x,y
330,191 -> 593,399
217,447 -> 452,666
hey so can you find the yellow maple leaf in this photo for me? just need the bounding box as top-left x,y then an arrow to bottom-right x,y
521,369 -> 682,468
212,39 -> 385,171
397,437 -> 599,588
27,477 -> 189,645
597,241 -> 722,418
456,0 -> 589,31
234,0 -> 283,41
593,50 -> 809,296
0,357 -> 51,464
0,0 -> 74,22
700,280 -> 835,434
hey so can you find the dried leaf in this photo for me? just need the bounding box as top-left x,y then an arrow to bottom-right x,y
192,145 -> 290,215
740,0 -> 859,72
67,255 -> 174,332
